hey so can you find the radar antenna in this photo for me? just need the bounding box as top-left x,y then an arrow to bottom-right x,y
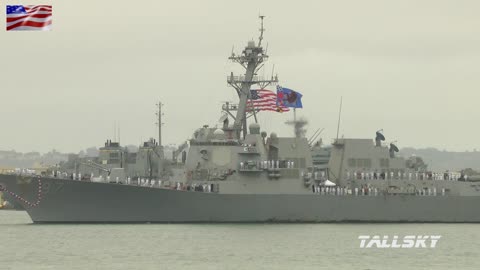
375,129 -> 385,147
227,16 -> 278,139
258,15 -> 265,47
389,141 -> 399,158
155,101 -> 164,148
335,96 -> 343,141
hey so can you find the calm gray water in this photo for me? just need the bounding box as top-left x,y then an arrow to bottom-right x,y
1,211 -> 480,270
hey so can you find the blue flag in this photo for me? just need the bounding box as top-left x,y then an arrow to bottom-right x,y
276,86 -> 303,108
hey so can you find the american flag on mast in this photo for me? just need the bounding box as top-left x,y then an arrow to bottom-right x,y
6,5 -> 52,31
247,89 -> 290,113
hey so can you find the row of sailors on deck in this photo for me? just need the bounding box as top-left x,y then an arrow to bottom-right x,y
58,173 -> 217,193
135,178 -> 161,187
14,168 -> 37,175
53,172 -> 92,181
51,172 -> 127,182
239,160 -> 295,170
176,182 -> 216,193
52,171 -> 123,182
346,171 -> 464,181
311,185 -> 447,196
52,171 -> 69,178
311,186 -> 380,196
135,178 -> 216,193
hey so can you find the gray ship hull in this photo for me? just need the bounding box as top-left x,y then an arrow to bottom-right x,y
1,174 -> 480,223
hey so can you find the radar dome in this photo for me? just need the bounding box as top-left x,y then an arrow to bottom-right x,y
213,129 -> 225,139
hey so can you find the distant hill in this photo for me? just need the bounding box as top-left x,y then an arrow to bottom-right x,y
0,149 -> 69,169
400,148 -> 480,172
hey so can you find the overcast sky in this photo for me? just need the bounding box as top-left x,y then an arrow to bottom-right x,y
1,0 -> 480,153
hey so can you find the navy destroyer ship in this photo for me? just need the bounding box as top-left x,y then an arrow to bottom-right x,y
1,17 -> 480,223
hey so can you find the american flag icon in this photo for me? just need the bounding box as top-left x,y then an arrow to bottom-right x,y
6,5 -> 52,31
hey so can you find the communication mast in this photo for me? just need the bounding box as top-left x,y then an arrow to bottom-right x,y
155,101 -> 164,148
227,16 -> 278,139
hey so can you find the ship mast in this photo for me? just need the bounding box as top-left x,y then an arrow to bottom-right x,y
155,101 -> 165,178
156,101 -> 163,147
227,16 -> 278,139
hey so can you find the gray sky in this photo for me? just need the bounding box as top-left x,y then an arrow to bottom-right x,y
1,0 -> 480,153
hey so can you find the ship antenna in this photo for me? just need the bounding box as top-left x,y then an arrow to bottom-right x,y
227,15 -> 277,139
156,101 -> 164,147
258,15 -> 265,47
335,96 -> 343,140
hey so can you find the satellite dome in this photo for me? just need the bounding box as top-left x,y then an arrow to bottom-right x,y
213,129 -> 225,139
213,129 -> 224,135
